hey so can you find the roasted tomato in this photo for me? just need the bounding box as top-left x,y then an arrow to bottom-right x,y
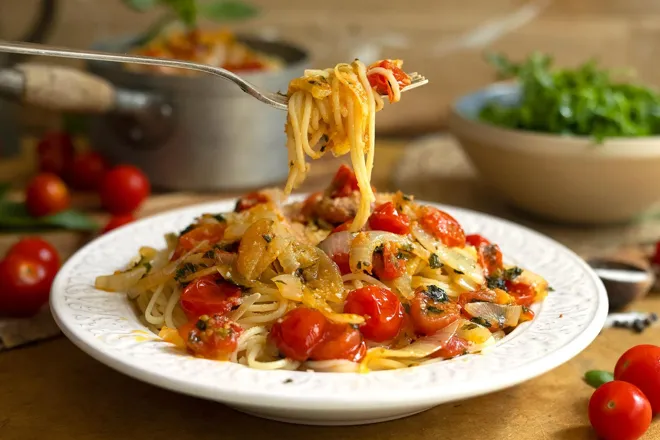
372,243 -> 406,281
588,380 -> 652,440
179,276 -> 242,319
419,206 -> 466,248
344,285 -> 405,342
331,252 -> 351,275
327,164 -> 359,198
310,323 -> 366,362
234,191 -> 270,212
367,60 -> 411,102
25,173 -> 71,217
368,202 -> 410,235
614,344 -> 660,414
301,191 -> 322,219
431,335 -> 469,359
269,308 -> 329,362
466,234 -> 502,276
457,288 -> 497,307
410,285 -> 461,335
506,282 -> 536,307
178,314 -> 242,360
178,223 -> 227,252
332,220 -> 353,233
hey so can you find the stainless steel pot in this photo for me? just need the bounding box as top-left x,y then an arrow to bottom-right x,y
0,35 -> 308,191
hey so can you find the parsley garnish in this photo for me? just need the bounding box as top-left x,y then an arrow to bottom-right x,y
486,276 -> 506,290
428,253 -> 442,269
503,267 -> 523,281
424,285 -> 448,303
426,306 -> 444,314
174,262 -> 197,282
402,303 -> 411,314
179,224 -> 195,236
213,213 -> 226,223
453,269 -> 465,275
374,244 -> 384,254
262,234 -> 272,243
203,249 -> 215,259
195,319 -> 207,331
471,317 -> 492,328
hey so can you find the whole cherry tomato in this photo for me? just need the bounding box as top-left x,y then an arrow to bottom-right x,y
177,314 -> 242,360
410,285 -> 460,335
419,206 -> 466,247
466,234 -> 503,276
368,202 -> 411,235
310,323 -> 366,362
69,151 -> 109,191
100,165 -> 150,215
344,285 -> 404,342
36,131 -> 75,177
588,380 -> 651,440
327,164 -> 360,198
102,214 -> 136,234
0,254 -> 50,317
269,308 -> 328,362
7,237 -> 61,275
180,276 -> 242,319
25,173 -> 71,217
614,344 -> 660,414
372,243 -> 406,281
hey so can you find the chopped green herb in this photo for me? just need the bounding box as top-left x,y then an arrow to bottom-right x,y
143,262 -> 152,273
462,323 -> 478,331
283,378 -> 294,384
503,267 -> 523,281
402,194 -> 412,201
374,244 -> 384,254
548,286 -> 555,292
402,303 -> 411,314
426,305 -> 444,314
262,234 -> 272,243
471,317 -> 492,328
174,262 -> 197,282
203,249 -> 215,259
195,319 -> 207,331
213,213 -> 226,223
179,224 -> 195,236
453,269 -> 465,275
274,280 -> 286,285
320,145 -> 326,153
428,253 -> 442,269
424,285 -> 448,303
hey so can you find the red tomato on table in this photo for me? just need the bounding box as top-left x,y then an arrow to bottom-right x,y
0,254 -> 50,317
419,206 -> 466,248
614,344 -> 660,414
180,276 -> 242,319
36,131 -> 75,177
588,380 -> 651,440
25,173 -> 71,217
69,151 -> 109,191
368,202 -> 410,235
100,165 -> 150,215
7,237 -> 61,275
344,285 -> 404,342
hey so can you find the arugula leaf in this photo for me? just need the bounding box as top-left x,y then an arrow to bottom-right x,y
198,1 -> 258,21
479,52 -> 660,141
0,201 -> 99,231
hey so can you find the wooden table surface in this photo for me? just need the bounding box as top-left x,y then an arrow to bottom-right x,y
1,140 -> 660,440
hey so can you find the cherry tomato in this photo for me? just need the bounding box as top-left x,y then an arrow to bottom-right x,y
614,344 -> 660,414
372,243 -> 406,281
410,286 -> 461,335
588,380 -> 651,440
7,237 -> 60,275
235,191 -> 270,212
178,314 -> 242,360
25,173 -> 71,217
466,234 -> 503,276
332,220 -> 353,233
431,335 -> 469,359
457,288 -> 497,307
69,151 -> 109,191
301,192 -> 322,218
327,164 -> 359,198
179,223 -> 226,251
0,254 -> 50,317
102,214 -> 136,233
180,276 -> 242,319
520,306 -> 535,322
100,165 -> 150,215
368,202 -> 411,235
310,323 -> 366,362
344,285 -> 404,342
269,308 -> 328,362
419,206 -> 466,248
367,60 -> 411,101
36,131 -> 75,177
331,251 -> 351,275
506,282 -> 536,307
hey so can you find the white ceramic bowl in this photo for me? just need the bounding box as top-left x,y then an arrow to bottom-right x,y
448,83 -> 660,224
50,197 -> 607,425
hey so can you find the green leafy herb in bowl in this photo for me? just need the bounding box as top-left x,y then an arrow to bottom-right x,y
478,52 -> 660,141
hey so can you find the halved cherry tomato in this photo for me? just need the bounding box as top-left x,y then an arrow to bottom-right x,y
7,237 -> 60,275
36,131 -> 75,177
614,344 -> 660,414
588,380 -> 651,440
457,288 -> 497,307
372,243 -> 406,281
410,286 -> 460,335
235,191 -> 270,212
506,282 -> 535,307
102,214 -> 136,233
419,206 -> 466,247
269,308 -> 328,362
100,165 -> 150,215
431,335 -> 469,359
310,323 -> 366,362
344,285 -> 404,342
179,276 -> 242,319
69,151 -> 109,191
466,234 -> 503,276
332,220 -> 353,233
178,314 -> 242,360
25,173 -> 71,217
327,164 -> 360,198
178,223 -> 227,252
368,202 -> 410,235
367,60 -> 411,102
331,252 -> 351,275
0,254 -> 50,317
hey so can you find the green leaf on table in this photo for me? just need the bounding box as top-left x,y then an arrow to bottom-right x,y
62,114 -> 89,136
584,370 -> 614,389
0,182 -> 10,201
122,0 -> 159,12
0,201 -> 99,231
198,0 -> 258,21
161,0 -> 198,27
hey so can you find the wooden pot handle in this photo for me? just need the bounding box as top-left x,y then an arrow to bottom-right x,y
15,63 -> 116,113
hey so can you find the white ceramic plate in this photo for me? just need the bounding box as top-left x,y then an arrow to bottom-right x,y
51,198 -> 608,426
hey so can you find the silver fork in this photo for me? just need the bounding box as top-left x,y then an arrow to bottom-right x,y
0,40 -> 428,111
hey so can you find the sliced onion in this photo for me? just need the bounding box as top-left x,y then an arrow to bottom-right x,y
272,274 -> 304,301
411,276 -> 458,297
389,273 -> 414,300
304,247 -> 345,302
230,293 -> 261,321
318,231 -> 355,258
456,319 -> 492,345
464,302 -> 522,328
348,232 -> 412,274
411,224 -> 484,285
95,267 -> 146,292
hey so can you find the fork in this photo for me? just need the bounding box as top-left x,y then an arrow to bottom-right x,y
0,40 -> 428,111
